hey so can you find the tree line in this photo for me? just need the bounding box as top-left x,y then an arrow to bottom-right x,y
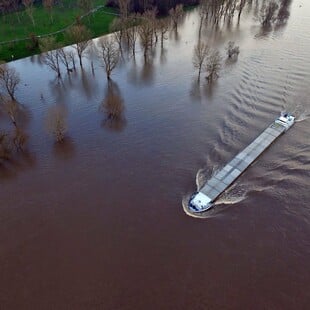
107,0 -> 199,14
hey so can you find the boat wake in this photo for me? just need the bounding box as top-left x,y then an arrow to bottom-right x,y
284,99 -> 310,122
215,182 -> 248,206
184,169 -> 249,219
295,110 -> 310,122
184,110 -> 296,218
195,168 -> 207,191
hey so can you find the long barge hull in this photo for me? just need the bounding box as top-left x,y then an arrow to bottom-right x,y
188,114 -> 295,213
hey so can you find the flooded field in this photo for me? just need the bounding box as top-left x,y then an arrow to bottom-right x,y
0,1 -> 309,309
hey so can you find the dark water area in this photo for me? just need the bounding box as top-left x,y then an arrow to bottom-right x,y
1,1 -> 310,309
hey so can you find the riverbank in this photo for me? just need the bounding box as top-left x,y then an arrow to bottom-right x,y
0,0 -> 117,62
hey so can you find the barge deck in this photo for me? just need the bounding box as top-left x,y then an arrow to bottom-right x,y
188,113 -> 295,213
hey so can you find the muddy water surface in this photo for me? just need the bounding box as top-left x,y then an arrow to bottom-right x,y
0,1 -> 309,309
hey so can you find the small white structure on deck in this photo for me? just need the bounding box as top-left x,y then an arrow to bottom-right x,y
188,113 -> 295,213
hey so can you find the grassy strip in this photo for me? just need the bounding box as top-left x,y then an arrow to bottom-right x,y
0,0 -> 117,62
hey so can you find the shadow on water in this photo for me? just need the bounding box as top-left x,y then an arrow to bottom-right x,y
254,24 -> 274,40
0,100 -> 31,129
30,54 -> 45,66
0,150 -> 36,180
49,78 -> 69,102
127,57 -> 155,86
203,80 -> 218,99
80,68 -> 94,100
190,80 -> 203,102
53,137 -> 76,161
171,28 -> 181,43
190,78 -> 219,103
160,47 -> 167,65
141,58 -> 155,85
100,80 -> 126,132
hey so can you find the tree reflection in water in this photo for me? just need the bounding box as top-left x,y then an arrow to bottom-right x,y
141,57 -> 155,85
53,137 -> 75,160
100,80 -> 126,132
0,145 -> 36,180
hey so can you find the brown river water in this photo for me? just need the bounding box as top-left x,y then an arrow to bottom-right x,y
0,1 -> 309,309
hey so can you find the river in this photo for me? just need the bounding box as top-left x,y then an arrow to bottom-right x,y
0,1 -> 309,309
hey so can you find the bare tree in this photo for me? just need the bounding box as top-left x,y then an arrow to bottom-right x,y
12,127 -> 28,151
169,4 -> 184,30
1,99 -> 19,127
58,48 -> 75,73
144,7 -> 158,45
226,41 -> 240,59
66,25 -> 92,67
260,0 -> 279,27
22,0 -> 35,26
110,18 -> 125,52
0,131 -> 11,161
45,105 -> 67,143
193,42 -> 209,81
97,37 -> 120,80
157,18 -> 170,48
0,63 -> 21,100
205,50 -> 221,83
39,36 -> 62,78
127,15 -> 140,56
138,13 -> 154,59
238,0 -> 247,21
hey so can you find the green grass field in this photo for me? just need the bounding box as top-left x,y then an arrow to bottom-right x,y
0,0 -> 117,61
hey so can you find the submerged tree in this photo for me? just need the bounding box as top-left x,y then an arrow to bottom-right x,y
169,4 -> 184,30
157,18 -> 170,48
0,63 -> 20,100
260,0 -> 279,27
277,0 -> 292,24
66,25 -> 92,67
110,18 -> 126,53
126,14 -> 140,56
12,127 -> 28,151
100,80 -> 125,131
97,37 -> 120,80
226,41 -> 240,59
205,50 -> 221,83
45,105 -> 68,143
138,13 -> 154,59
39,36 -> 62,78
193,42 -> 209,81
0,131 -> 11,161
144,7 -> 158,45
238,0 -> 247,22
1,99 -> 19,127
58,48 -> 76,73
